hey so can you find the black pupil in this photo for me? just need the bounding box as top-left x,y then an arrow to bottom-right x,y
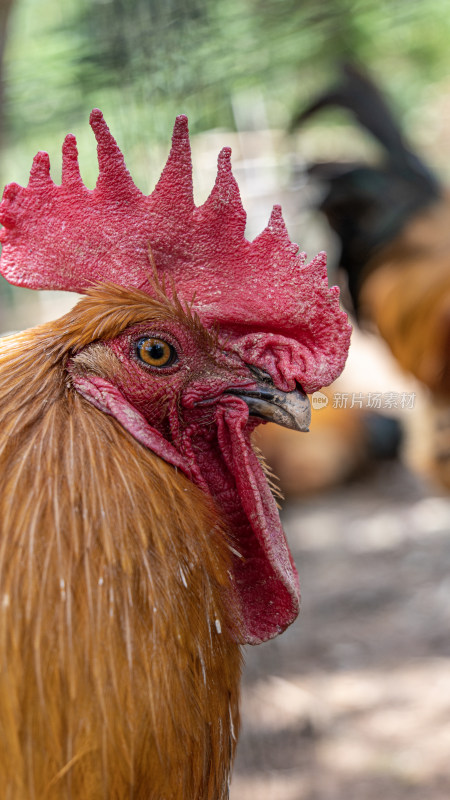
147,342 -> 165,361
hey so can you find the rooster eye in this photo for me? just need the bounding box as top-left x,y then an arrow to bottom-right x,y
135,337 -> 177,368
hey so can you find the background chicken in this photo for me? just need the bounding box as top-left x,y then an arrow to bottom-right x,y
290,63 -> 450,487
0,110 -> 350,798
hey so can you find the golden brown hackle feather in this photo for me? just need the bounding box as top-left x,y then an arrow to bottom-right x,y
0,285 -> 241,799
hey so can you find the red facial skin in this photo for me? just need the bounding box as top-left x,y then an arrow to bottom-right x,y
72,314 -> 300,645
109,321 -> 253,455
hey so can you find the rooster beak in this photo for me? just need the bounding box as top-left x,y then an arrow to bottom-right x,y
228,369 -> 311,432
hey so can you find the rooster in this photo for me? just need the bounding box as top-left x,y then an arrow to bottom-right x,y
0,111 -> 350,798
292,65 -> 450,485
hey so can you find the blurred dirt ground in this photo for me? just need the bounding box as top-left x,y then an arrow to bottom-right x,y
231,461 -> 450,799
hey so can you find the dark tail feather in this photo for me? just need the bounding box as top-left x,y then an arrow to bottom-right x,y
291,63 -> 408,155
291,64 -> 441,312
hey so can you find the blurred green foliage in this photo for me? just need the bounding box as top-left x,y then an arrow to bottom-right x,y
4,0 -> 450,161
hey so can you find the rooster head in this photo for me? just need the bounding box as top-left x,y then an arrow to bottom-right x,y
0,112 -> 351,644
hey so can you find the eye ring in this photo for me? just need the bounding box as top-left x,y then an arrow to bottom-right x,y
135,336 -> 178,368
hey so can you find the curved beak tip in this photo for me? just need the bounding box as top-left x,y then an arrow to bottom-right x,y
233,382 -> 312,432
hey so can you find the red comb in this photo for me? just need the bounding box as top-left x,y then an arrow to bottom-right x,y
0,110 -> 351,391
